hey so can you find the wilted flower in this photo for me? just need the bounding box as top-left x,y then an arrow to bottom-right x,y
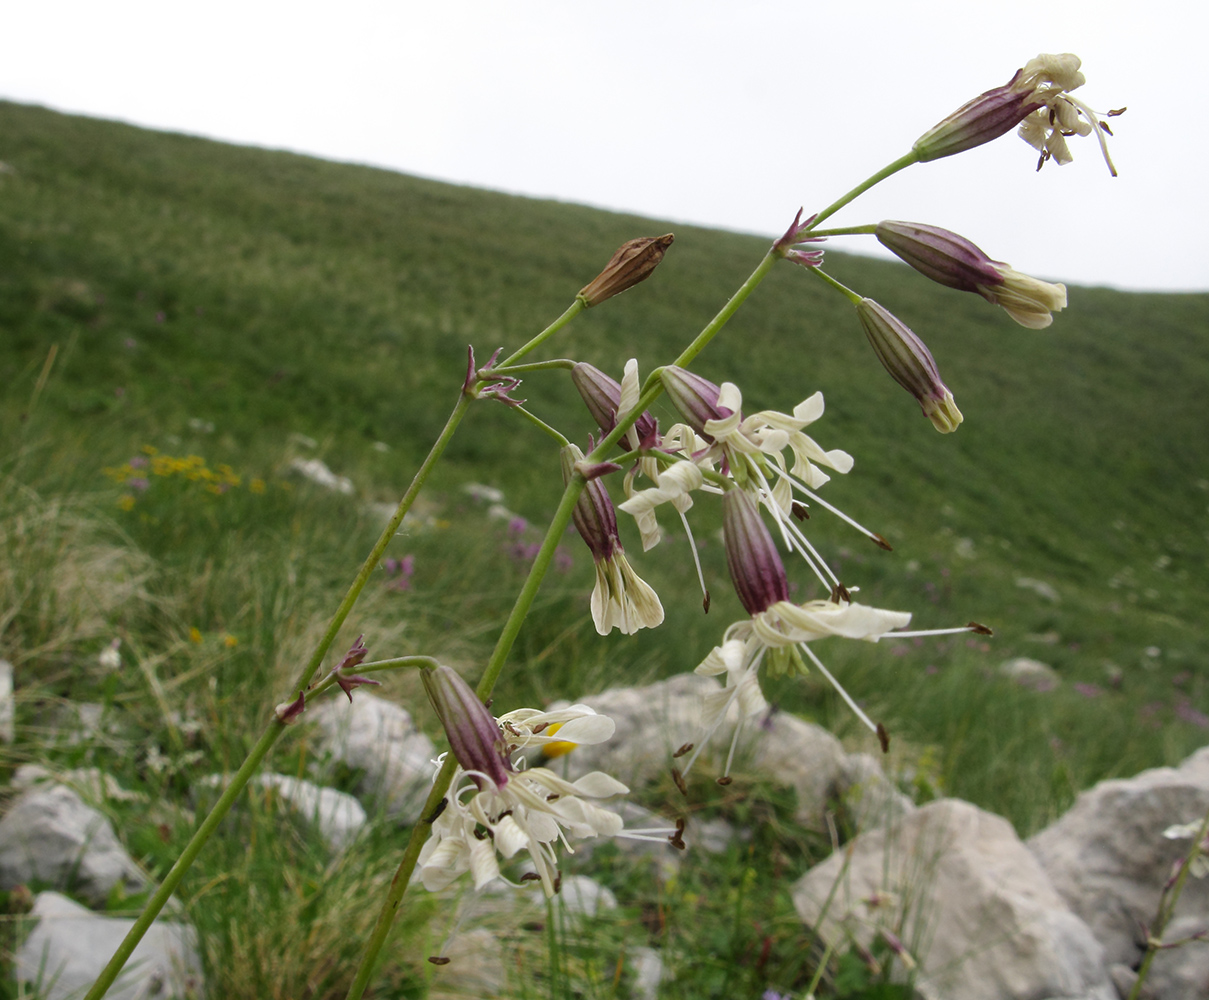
562,445 -> 664,635
418,664 -> 660,896
875,221 -> 1067,329
914,53 -> 1120,175
854,298 -> 962,433
578,234 -> 675,307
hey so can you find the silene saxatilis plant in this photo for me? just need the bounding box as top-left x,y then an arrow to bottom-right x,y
83,52 -> 1122,999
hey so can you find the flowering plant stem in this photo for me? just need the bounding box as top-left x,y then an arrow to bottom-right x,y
343,467 -> 591,999
808,267 -> 864,306
498,300 -> 585,368
1128,805 -> 1209,1000
803,152 -> 920,232
344,234 -> 790,998
83,396 -> 472,1000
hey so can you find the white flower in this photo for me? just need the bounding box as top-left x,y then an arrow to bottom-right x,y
418,764 -> 628,896
1016,54 -> 1120,176
682,598 -> 914,780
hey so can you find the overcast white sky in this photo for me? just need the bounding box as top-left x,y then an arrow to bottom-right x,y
4,0 -> 1206,292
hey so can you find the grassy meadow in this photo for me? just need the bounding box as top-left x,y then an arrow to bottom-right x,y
1,98 -> 1207,998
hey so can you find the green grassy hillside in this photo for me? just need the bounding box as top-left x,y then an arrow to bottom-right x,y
2,98 -> 1207,998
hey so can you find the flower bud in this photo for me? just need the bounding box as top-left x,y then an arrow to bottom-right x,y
571,363 -> 658,445
578,234 -> 674,307
561,445 -> 622,564
875,221 -> 1067,329
660,367 -> 728,438
722,489 -> 789,617
855,299 -> 963,434
421,664 -> 512,791
913,67 -> 1043,162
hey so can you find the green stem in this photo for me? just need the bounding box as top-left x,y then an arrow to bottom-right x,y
344,472 -> 589,999
808,267 -> 864,306
512,406 -> 571,446
286,394 -> 474,699
809,224 -> 878,237
346,234 -> 784,998
86,396 -> 473,1000
485,359 -> 576,376
497,300 -> 585,369
1128,806 -> 1209,1000
83,724 -> 283,1000
805,151 -> 920,231
304,655 -> 438,701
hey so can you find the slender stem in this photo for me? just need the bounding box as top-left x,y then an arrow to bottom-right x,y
344,473 -> 589,999
809,224 -> 878,237
512,406 -> 571,446
497,300 -> 585,369
86,396 -> 473,1000
304,655 -> 438,701
804,152 -> 920,232
485,359 -> 576,376
808,267 -> 864,306
83,724 -> 283,1000
1128,806 -> 1209,1000
671,250 -> 780,372
347,234 -> 784,998
286,393 -> 474,699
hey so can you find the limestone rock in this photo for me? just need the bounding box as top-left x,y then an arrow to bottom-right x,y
0,785 -> 147,906
629,945 -> 666,1000
0,659 -> 13,743
535,874 -> 617,918
792,798 -> 1113,1000
15,891 -> 202,1000
1000,656 -> 1061,691
1028,746 -> 1209,966
306,692 -> 435,821
565,675 -> 906,829
428,927 -> 505,999
256,773 -> 366,851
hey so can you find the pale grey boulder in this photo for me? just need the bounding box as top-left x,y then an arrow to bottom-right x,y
1029,746 -> 1209,967
0,658 -> 13,743
15,891 -> 202,1000
305,692 -> 435,821
256,773 -> 366,851
792,799 -> 1114,1000
0,784 -> 147,906
427,927 -> 505,1000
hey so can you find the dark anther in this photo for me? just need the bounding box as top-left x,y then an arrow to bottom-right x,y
830,583 -> 851,604
671,767 -> 688,797
877,723 -> 890,755
1108,107 -> 1127,117
424,798 -> 448,824
871,533 -> 893,552
520,872 -> 542,882
967,621 -> 994,636
553,872 -> 562,894
668,817 -> 687,850
547,794 -> 560,801
791,501 -> 810,521
703,590 -> 711,614
672,743 -> 694,759
532,722 -> 548,734
428,956 -> 451,966
716,775 -> 733,786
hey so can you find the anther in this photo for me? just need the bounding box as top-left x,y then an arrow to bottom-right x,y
428,956 -> 451,965
877,723 -> 890,755
671,767 -> 688,796
871,533 -> 893,552
716,775 -> 733,786
424,797 -> 448,824
672,743 -> 694,759
967,621 -> 994,636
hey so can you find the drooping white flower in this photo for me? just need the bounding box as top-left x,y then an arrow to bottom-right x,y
419,665 -> 675,896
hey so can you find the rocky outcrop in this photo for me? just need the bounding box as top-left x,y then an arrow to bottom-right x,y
792,798 -> 1114,1000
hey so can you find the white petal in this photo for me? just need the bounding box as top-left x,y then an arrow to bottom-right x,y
548,714 -> 615,745
469,835 -> 501,889
571,771 -> 629,798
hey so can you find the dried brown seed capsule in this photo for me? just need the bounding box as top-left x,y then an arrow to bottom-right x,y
578,234 -> 675,307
